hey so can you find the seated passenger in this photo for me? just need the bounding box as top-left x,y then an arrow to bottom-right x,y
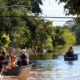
65,46 -> 74,57
5,53 -> 17,70
17,50 -> 29,66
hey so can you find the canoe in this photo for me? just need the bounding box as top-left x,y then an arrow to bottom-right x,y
0,64 -> 32,80
64,54 -> 78,61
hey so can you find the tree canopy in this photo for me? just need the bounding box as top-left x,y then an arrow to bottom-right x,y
52,27 -> 76,50
0,0 -> 77,53
57,0 -> 80,15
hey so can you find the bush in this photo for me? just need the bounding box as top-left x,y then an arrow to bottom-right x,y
29,53 -> 57,60
0,33 -> 10,53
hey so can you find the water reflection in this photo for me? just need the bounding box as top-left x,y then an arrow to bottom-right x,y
67,61 -> 74,65
28,46 -> 80,80
29,60 -> 80,80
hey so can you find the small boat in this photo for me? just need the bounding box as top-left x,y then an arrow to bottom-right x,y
0,64 -> 32,80
64,54 -> 78,61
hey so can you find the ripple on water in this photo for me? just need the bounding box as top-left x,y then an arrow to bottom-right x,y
28,46 -> 80,80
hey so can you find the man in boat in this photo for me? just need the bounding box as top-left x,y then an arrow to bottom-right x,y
65,46 -> 74,57
17,49 -> 30,66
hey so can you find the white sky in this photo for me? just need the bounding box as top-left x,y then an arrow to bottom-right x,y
40,0 -> 73,26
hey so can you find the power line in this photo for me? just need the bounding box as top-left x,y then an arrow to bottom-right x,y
40,16 -> 76,19
0,5 -> 77,19
0,16 -> 76,19
0,5 -> 33,9
52,20 -> 72,22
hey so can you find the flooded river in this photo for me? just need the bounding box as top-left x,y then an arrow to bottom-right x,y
28,46 -> 80,80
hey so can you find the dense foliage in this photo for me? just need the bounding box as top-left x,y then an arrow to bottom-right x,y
71,23 -> 80,45
65,21 -> 80,45
0,0 -> 43,51
0,33 -> 10,53
57,0 -> 80,15
56,0 -> 80,46
52,27 -> 76,50
0,0 -> 76,53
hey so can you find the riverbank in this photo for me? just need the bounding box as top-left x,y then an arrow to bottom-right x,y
29,53 -> 57,60
29,47 -> 68,60
29,50 -> 65,60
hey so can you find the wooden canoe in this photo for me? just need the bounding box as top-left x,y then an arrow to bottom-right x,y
0,65 -> 32,80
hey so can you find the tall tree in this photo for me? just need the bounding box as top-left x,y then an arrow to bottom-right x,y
0,0 -> 42,33
0,0 -> 43,47
25,17 -> 54,52
57,0 -> 80,15
52,27 -> 76,49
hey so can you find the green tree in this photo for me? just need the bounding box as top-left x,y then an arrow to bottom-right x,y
25,18 -> 54,53
0,0 -> 43,48
44,37 -> 53,50
0,0 -> 43,33
35,21 -> 53,51
57,0 -> 80,15
52,27 -> 65,49
31,0 -> 43,15
62,28 -> 76,46
64,20 -> 80,45
0,33 -> 10,53
52,27 -> 76,49
69,22 -> 80,45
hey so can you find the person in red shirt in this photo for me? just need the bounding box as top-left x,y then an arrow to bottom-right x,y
5,53 -> 17,70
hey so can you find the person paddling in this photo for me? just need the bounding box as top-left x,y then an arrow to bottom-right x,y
66,46 -> 74,57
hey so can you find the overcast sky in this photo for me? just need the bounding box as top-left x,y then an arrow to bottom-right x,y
40,0 -> 73,26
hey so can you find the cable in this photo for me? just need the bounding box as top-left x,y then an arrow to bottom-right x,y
0,5 -> 33,9
40,16 -> 76,19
